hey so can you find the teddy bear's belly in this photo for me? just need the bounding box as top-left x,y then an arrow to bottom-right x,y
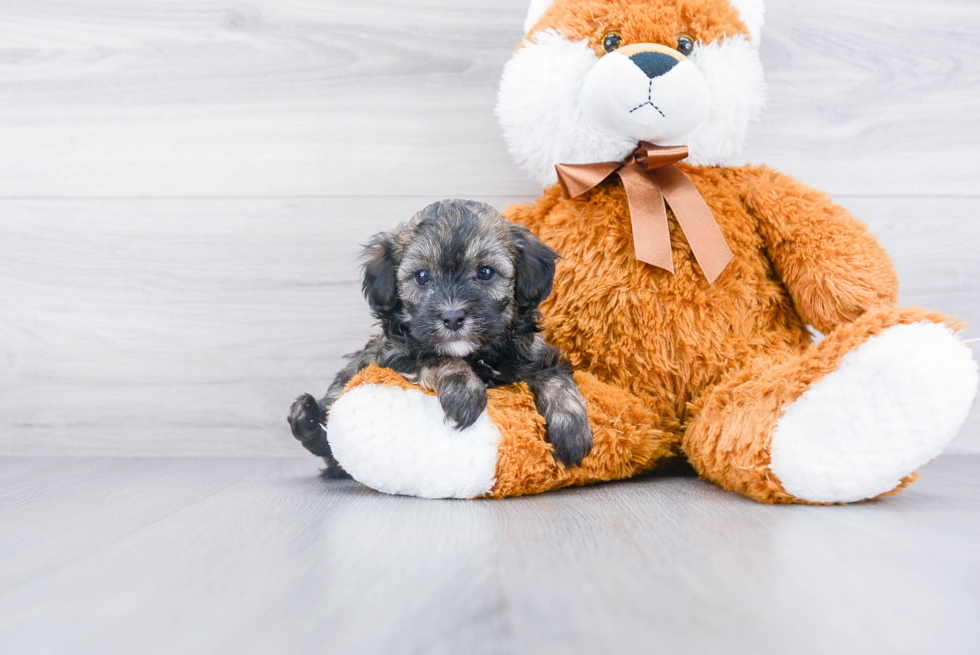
540,264 -> 809,417
535,199 -> 811,419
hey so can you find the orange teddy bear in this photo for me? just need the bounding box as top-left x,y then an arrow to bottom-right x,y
325,0 -> 978,503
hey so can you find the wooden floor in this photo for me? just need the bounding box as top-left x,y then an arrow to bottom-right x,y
1,2 -> 978,652
1,454 -> 978,654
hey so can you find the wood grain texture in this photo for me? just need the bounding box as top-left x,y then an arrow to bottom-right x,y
0,195 -> 977,456
1,455 -> 978,654
751,0 -> 980,196
0,0 -> 978,197
0,457 -> 269,590
0,0 -> 977,457
1,3 -> 976,649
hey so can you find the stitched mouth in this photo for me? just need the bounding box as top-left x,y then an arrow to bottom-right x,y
629,79 -> 665,117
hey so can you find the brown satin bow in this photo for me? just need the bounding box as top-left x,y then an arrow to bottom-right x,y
555,142 -> 733,284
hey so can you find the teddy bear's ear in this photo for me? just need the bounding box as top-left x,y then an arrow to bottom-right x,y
729,0 -> 766,44
523,0 -> 554,35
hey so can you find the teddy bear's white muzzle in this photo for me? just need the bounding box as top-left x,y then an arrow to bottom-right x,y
580,48 -> 711,146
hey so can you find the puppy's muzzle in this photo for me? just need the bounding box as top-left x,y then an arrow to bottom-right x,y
441,309 -> 467,332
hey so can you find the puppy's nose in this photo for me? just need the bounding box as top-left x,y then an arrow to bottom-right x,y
441,309 -> 467,332
629,51 -> 679,79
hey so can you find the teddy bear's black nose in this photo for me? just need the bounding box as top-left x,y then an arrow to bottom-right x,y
441,309 -> 467,331
629,51 -> 680,79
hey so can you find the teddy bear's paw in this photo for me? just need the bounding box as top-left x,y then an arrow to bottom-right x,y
326,383 -> 501,499
769,322 -> 979,503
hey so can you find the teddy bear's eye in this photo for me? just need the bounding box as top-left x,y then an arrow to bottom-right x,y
414,270 -> 432,286
676,34 -> 695,57
602,31 -> 623,53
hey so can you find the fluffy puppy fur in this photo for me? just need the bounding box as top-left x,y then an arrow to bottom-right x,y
288,199 -> 593,476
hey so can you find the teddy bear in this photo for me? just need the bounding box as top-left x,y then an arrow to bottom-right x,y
323,0 -> 979,503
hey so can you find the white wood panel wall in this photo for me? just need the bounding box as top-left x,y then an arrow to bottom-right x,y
0,0 -> 977,456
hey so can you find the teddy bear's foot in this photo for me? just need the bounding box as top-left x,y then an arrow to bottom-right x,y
328,381 -> 502,499
685,307 -> 978,504
769,320 -> 978,503
327,364 -> 679,499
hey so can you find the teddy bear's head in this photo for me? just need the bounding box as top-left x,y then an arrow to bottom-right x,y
497,0 -> 766,187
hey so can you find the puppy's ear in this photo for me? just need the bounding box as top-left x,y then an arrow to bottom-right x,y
513,227 -> 558,309
361,231 -> 401,316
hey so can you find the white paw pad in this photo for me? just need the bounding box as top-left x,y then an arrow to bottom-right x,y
769,322 -> 979,503
327,384 -> 501,499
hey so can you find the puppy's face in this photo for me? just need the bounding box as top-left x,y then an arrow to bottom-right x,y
362,200 -> 557,358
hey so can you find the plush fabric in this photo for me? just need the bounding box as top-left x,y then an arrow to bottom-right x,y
340,364 -> 677,498
498,1 -> 766,184
325,0 -> 979,503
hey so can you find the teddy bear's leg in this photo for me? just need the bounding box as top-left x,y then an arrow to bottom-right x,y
683,307 -> 979,504
326,365 -> 679,499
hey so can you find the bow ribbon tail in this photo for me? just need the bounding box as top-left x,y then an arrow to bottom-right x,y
617,163 -> 674,274
652,165 -> 734,284
555,162 -> 622,199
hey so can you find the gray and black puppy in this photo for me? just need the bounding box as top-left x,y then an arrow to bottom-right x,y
288,199 -> 592,477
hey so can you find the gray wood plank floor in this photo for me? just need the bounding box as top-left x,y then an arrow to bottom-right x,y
1,3 -> 977,652
1,455 -> 978,655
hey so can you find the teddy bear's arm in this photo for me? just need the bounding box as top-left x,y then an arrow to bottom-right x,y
743,166 -> 899,334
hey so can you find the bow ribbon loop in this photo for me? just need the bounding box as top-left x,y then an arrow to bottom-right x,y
555,142 -> 733,284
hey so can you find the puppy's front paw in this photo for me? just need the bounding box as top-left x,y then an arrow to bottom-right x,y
437,375 -> 488,431
545,408 -> 593,468
288,393 -> 325,443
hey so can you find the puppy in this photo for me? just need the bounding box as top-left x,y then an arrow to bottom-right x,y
288,199 -> 593,477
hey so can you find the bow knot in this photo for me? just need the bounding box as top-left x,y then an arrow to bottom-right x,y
555,142 -> 733,284
629,143 -> 689,170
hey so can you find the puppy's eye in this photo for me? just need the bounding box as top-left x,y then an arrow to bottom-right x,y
414,270 -> 432,286
676,34 -> 695,57
602,31 -> 623,53
476,266 -> 495,281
